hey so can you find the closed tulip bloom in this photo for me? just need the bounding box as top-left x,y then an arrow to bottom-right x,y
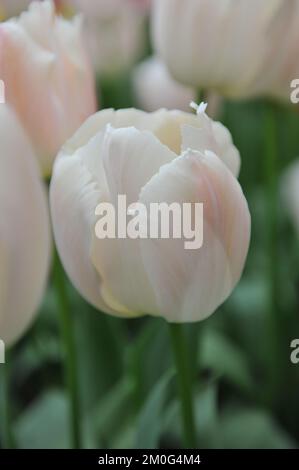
133,56 -> 196,112
0,0 -> 96,177
253,1 -> 299,100
152,0 -> 283,98
0,105 -> 51,345
50,106 -> 250,323
58,0 -> 147,77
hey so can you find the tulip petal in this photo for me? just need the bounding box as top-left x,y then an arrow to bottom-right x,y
103,125 -> 176,204
152,0 -> 283,97
0,105 -> 51,345
0,0 -> 96,176
212,121 -> 240,177
50,133 -> 111,313
138,148 -> 250,322
181,119 -> 240,177
90,126 -> 176,315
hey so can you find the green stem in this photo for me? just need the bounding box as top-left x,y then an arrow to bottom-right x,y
0,351 -> 15,449
53,251 -> 81,449
197,89 -> 206,103
264,102 -> 282,396
169,323 -> 197,448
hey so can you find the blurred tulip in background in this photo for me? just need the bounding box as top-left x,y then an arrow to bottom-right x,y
0,0 -> 96,177
57,0 -> 148,77
0,105 -> 51,346
133,56 -> 196,112
252,0 -> 299,101
152,0 -> 287,99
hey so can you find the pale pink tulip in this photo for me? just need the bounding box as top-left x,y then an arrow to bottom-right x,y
133,56 -> 196,113
0,105 -> 51,345
253,1 -> 299,100
0,0 -> 96,176
152,0 -> 284,98
50,107 -> 250,323
57,0 -> 147,76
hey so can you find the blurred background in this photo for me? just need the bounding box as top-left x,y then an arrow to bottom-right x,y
1,0 -> 299,450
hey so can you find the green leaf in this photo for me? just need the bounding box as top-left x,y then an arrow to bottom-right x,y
14,390 -> 70,449
135,370 -> 174,449
92,378 -> 134,448
126,318 -> 172,410
201,329 -> 254,394
163,384 -> 218,446
210,407 -> 296,449
75,299 -> 127,412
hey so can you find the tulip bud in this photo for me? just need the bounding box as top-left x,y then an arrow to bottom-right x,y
0,105 -> 51,345
133,56 -> 196,112
253,1 -> 299,101
50,107 -> 250,323
58,0 -> 147,77
152,0 -> 283,98
0,0 -> 96,177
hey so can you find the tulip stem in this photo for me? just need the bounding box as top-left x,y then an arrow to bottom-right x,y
169,323 -> 197,448
54,251 -> 81,449
264,102 -> 282,395
0,352 -> 15,449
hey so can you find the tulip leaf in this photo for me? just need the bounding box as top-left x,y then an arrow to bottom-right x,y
201,328 -> 254,394
162,383 -> 218,446
14,390 -> 70,449
126,318 -> 172,410
92,378 -> 134,448
209,407 -> 296,449
135,370 -> 174,449
75,297 -> 127,412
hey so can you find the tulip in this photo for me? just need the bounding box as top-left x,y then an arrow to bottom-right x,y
50,106 -> 250,323
133,56 -> 196,113
0,0 -> 96,177
281,159 -> 299,234
253,1 -> 299,101
151,0 -> 283,98
0,105 -> 51,346
57,0 -> 147,77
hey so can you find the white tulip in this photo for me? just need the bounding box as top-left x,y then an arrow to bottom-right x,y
0,106 -> 51,345
253,1 -> 299,100
133,56 -> 196,112
50,107 -> 250,323
0,0 -> 96,177
152,0 -> 283,98
60,0 -> 147,76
